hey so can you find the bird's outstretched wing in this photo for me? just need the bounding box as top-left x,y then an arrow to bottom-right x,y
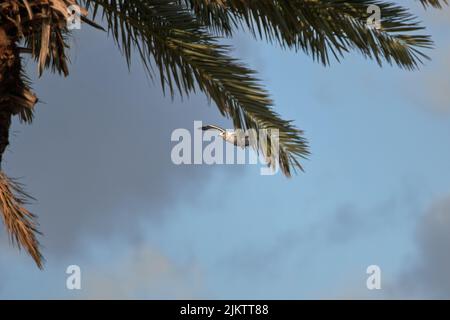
200,125 -> 226,134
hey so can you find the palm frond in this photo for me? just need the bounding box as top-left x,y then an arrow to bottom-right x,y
80,0 -> 450,175
184,0 -> 437,69
419,0 -> 448,8
0,0 -> 78,76
83,0 -> 309,175
0,172 -> 43,269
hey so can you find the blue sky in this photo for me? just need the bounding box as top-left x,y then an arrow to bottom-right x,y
1,1 -> 450,299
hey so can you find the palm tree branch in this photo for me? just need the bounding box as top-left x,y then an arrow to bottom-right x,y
82,0 -> 309,175
183,0 -> 441,69
419,0 -> 448,8
0,173 -> 43,269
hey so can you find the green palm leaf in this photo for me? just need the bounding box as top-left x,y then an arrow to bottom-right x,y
80,0 -> 449,175
83,0 -> 309,175
419,0 -> 448,8
184,0 -> 437,69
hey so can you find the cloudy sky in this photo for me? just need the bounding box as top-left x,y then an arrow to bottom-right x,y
1,1 -> 450,299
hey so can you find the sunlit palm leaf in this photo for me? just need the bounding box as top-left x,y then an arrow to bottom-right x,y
0,173 -> 43,269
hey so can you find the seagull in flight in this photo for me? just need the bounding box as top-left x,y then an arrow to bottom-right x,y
200,125 -> 250,148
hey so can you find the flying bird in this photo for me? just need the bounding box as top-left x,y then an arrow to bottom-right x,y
200,125 -> 279,170
200,125 -> 250,148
